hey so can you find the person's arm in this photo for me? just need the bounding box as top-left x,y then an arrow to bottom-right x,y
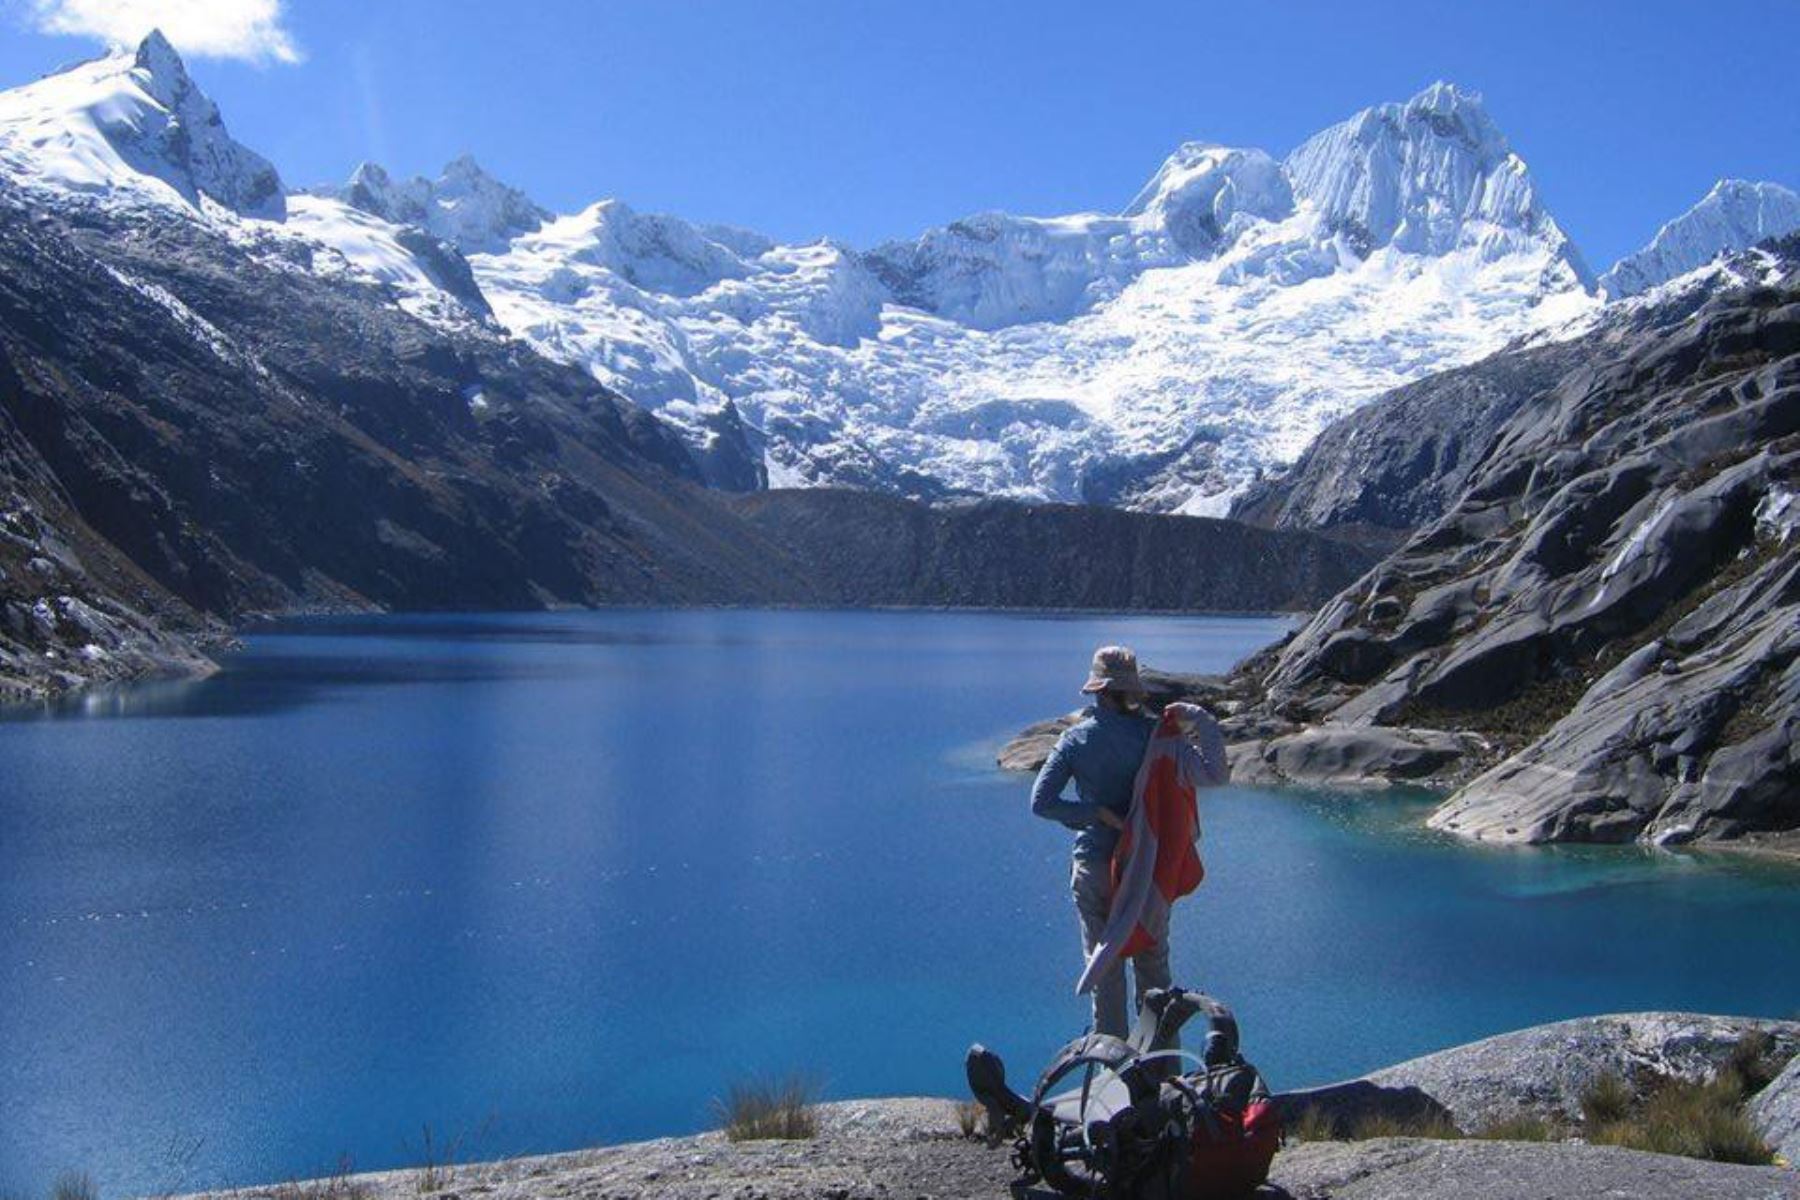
1030,734 -> 1106,828
1166,702 -> 1230,787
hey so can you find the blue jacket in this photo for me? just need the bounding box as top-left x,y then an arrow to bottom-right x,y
1030,706 -> 1155,862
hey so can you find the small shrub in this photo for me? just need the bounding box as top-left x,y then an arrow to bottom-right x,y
1474,1113 -> 1555,1142
1579,1072 -> 1635,1127
50,1174 -> 96,1200
715,1075 -> 820,1142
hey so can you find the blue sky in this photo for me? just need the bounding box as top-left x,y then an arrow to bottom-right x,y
2,0 -> 1796,268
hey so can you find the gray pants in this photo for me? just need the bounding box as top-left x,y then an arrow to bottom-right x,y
1071,856 -> 1171,1039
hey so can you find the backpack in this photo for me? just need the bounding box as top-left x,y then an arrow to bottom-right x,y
967,989 -> 1280,1200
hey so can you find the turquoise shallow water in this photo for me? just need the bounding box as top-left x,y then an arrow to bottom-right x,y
2,610 -> 1797,1194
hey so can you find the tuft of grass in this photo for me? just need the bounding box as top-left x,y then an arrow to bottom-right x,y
50,1174 -> 96,1200
1289,1106 -> 1340,1143
1579,1072 -> 1635,1127
955,1099 -> 987,1140
1348,1110 -> 1462,1141
1588,1076 -> 1772,1165
715,1075 -> 820,1142
408,1124 -> 468,1195
1474,1113 -> 1556,1142
270,1156 -> 371,1200
1579,1045 -> 1782,1168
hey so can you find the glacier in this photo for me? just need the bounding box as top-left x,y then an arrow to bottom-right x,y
417,82 -> 1600,511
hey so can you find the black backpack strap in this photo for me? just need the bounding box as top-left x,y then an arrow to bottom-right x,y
1130,988 -> 1238,1057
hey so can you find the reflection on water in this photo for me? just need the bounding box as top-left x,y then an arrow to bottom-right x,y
1,609 -> 1795,1197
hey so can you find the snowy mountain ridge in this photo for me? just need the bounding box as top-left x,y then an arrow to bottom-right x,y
1600,179 -> 1800,297
431,80 -> 1603,510
322,156 -> 551,254
2,35 -> 1792,514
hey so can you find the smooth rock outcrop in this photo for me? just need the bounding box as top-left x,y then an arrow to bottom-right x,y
1752,1054 -> 1800,1166
1287,1013 -> 1800,1133
1271,1138 -> 1799,1199
1230,725 -> 1487,788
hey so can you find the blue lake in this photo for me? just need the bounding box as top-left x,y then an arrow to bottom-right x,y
3,610 -> 1798,1195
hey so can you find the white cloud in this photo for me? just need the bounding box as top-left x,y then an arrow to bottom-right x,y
27,0 -> 303,65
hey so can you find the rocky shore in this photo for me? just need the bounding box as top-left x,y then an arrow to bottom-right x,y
1239,263 -> 1800,849
196,1013 -> 1799,1200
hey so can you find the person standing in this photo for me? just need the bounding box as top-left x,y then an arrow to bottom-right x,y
1030,645 -> 1170,1038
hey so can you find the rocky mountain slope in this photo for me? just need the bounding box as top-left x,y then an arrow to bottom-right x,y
1229,243 -> 1800,543
1227,246 -> 1800,846
0,404 -> 218,702
734,490 -> 1375,611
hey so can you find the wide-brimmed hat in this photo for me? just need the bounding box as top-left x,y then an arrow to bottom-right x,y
1081,645 -> 1144,695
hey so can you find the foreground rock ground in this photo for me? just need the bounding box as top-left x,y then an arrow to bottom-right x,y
207,1098 -> 1798,1200
206,1014 -> 1800,1200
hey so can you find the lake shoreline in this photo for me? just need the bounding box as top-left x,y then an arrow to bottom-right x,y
4,602 -> 1307,710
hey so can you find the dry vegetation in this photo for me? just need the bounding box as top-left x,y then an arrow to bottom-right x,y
1576,1032 -> 1783,1166
714,1075 -> 821,1142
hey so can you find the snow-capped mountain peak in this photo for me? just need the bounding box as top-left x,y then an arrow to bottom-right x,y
323,154 -> 550,253
1600,178 -> 1800,297
1284,81 -> 1587,283
0,30 -> 284,218
132,28 -> 187,93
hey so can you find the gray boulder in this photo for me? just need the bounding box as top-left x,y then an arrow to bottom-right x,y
996,713 -> 1081,773
1230,725 -> 1487,788
1752,1054 -> 1800,1167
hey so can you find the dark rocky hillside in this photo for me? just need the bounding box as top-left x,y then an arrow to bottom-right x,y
1229,337 -> 1589,547
735,489 -> 1377,611
1230,253 -> 1800,846
0,404 -> 217,701
0,186 -> 1373,699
